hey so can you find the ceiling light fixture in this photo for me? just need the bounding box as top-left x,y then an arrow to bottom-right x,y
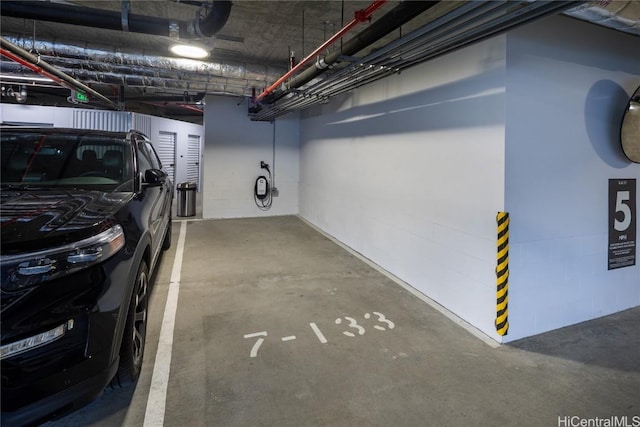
169,43 -> 209,59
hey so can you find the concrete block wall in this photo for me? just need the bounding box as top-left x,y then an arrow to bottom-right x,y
299,36 -> 508,341
203,96 -> 299,218
503,16 -> 640,341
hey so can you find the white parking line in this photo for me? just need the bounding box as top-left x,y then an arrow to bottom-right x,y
143,220 -> 187,427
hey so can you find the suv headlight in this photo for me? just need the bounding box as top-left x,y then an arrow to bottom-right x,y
1,225 -> 125,291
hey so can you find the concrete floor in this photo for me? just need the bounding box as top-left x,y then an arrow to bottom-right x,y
46,216 -> 640,427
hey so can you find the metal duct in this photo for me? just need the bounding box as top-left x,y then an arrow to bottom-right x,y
564,1 -> 640,35
192,1 -> 233,37
0,36 -> 120,109
1,36 -> 286,97
0,1 -> 232,39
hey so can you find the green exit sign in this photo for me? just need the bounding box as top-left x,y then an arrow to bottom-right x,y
69,90 -> 88,103
75,91 -> 88,103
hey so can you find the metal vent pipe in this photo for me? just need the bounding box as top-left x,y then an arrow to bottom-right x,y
0,1 -> 232,39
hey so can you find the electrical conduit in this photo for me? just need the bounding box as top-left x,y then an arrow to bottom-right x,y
255,0 -> 388,102
260,0 -> 440,105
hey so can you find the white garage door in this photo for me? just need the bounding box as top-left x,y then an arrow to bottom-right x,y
157,131 -> 176,185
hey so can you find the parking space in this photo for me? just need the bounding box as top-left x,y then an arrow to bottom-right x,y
46,216 -> 640,427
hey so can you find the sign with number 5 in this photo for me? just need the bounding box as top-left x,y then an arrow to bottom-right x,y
608,179 -> 636,270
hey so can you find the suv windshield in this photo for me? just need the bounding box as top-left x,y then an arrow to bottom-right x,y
1,130 -> 134,191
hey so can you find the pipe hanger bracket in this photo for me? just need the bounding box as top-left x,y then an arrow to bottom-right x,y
121,0 -> 130,32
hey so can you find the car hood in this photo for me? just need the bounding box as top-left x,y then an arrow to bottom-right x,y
0,190 -> 134,251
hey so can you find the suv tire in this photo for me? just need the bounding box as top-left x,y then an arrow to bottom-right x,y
113,260 -> 149,387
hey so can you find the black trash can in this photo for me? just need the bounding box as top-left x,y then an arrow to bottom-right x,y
176,182 -> 197,217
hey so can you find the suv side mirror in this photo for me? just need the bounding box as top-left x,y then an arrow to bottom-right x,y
142,169 -> 167,187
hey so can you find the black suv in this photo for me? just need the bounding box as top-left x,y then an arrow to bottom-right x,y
0,127 -> 173,425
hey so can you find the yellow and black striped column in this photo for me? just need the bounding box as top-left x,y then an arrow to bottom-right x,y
495,212 -> 509,336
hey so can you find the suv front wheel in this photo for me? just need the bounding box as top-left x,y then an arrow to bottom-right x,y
113,260 -> 149,387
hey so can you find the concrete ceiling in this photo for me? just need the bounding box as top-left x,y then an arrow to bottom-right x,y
2,1 -> 402,68
1,1 -> 638,123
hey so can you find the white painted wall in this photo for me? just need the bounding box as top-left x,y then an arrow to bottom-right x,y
202,95 -> 299,218
299,36 -> 508,340
503,16 -> 640,341
0,104 -> 73,126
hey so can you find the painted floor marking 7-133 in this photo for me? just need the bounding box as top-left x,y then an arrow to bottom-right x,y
243,312 -> 395,358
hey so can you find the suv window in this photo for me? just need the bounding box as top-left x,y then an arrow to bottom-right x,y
135,136 -> 165,186
146,142 -> 163,169
137,143 -> 154,174
1,130 -> 134,191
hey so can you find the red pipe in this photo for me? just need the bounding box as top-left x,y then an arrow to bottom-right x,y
176,103 -> 204,113
255,0 -> 387,102
0,48 -> 71,90
1,40 -> 119,109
